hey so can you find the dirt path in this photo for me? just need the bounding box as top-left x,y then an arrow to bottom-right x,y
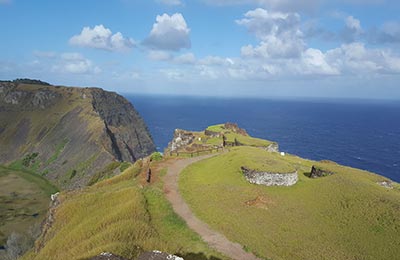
163,154 -> 262,260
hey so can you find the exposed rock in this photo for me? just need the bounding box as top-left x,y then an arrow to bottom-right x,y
266,143 -> 279,152
36,192 -> 61,252
377,181 -> 393,189
204,129 -> 220,137
310,166 -> 335,178
138,250 -> 184,260
224,122 -> 248,136
241,166 -> 298,186
89,252 -> 129,260
0,81 -> 156,189
91,88 -> 155,161
167,129 -> 195,152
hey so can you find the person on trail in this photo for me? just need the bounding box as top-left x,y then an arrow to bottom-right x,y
147,168 -> 152,183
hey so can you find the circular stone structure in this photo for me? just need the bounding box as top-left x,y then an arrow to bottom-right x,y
241,166 -> 298,186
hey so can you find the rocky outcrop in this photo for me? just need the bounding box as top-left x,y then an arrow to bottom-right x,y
377,181 -> 393,189
0,81 -> 156,189
241,166 -> 298,186
138,251 -> 184,260
91,88 -> 155,161
88,251 -> 184,260
36,192 -> 60,252
224,122 -> 248,136
167,129 -> 195,152
266,143 -> 279,152
309,166 -> 335,178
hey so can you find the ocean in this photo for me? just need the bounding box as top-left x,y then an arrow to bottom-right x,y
127,95 -> 400,182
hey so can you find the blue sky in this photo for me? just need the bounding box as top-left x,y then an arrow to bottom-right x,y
1,0 -> 400,99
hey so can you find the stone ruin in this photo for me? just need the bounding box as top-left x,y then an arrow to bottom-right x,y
241,166 -> 298,186
167,129 -> 195,152
309,166 -> 335,178
377,181 -> 393,189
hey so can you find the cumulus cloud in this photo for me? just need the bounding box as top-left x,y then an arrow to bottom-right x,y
52,52 -> 101,74
237,8 -> 305,58
143,13 -> 191,51
340,16 -> 363,42
368,21 -> 400,45
326,42 -> 400,74
69,25 -> 135,52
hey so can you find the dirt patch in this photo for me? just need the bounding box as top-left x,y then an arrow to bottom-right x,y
245,196 -> 274,210
163,154 -> 262,260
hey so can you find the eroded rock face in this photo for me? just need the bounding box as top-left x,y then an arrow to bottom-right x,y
0,81 -> 156,189
224,122 -> 248,136
168,129 -> 195,151
0,82 -> 61,109
310,166 -> 335,178
241,166 -> 298,186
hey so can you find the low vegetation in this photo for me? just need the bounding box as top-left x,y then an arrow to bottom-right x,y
180,146 -> 400,260
22,161 -> 224,260
0,166 -> 58,259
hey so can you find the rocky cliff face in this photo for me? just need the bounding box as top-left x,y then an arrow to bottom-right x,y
0,81 -> 156,189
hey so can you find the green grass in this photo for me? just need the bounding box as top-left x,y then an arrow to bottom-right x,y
0,166 -> 58,247
45,138 -> 69,165
225,133 -> 272,147
226,146 -> 295,173
206,124 -> 225,132
23,163 -> 225,260
179,147 -> 400,260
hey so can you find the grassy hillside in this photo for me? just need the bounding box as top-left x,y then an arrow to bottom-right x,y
180,146 -> 400,260
0,166 -> 58,249
23,161 -> 225,260
206,124 -> 273,147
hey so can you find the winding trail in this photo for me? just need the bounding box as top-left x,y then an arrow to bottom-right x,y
163,154 -> 261,260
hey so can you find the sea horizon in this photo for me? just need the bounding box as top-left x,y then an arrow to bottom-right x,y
127,94 -> 400,183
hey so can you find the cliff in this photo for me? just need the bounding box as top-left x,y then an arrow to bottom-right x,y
0,81 -> 156,189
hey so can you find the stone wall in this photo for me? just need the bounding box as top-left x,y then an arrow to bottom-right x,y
241,167 -> 298,186
168,129 -> 195,151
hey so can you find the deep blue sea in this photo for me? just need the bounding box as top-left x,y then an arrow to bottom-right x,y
126,95 -> 400,182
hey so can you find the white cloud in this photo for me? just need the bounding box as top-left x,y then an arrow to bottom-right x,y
52,52 -> 101,74
143,13 -> 191,51
300,48 -> 340,75
174,53 -> 196,64
237,8 -> 305,58
147,50 -> 172,61
157,0 -> 183,5
69,25 -> 135,52
325,42 -> 400,74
